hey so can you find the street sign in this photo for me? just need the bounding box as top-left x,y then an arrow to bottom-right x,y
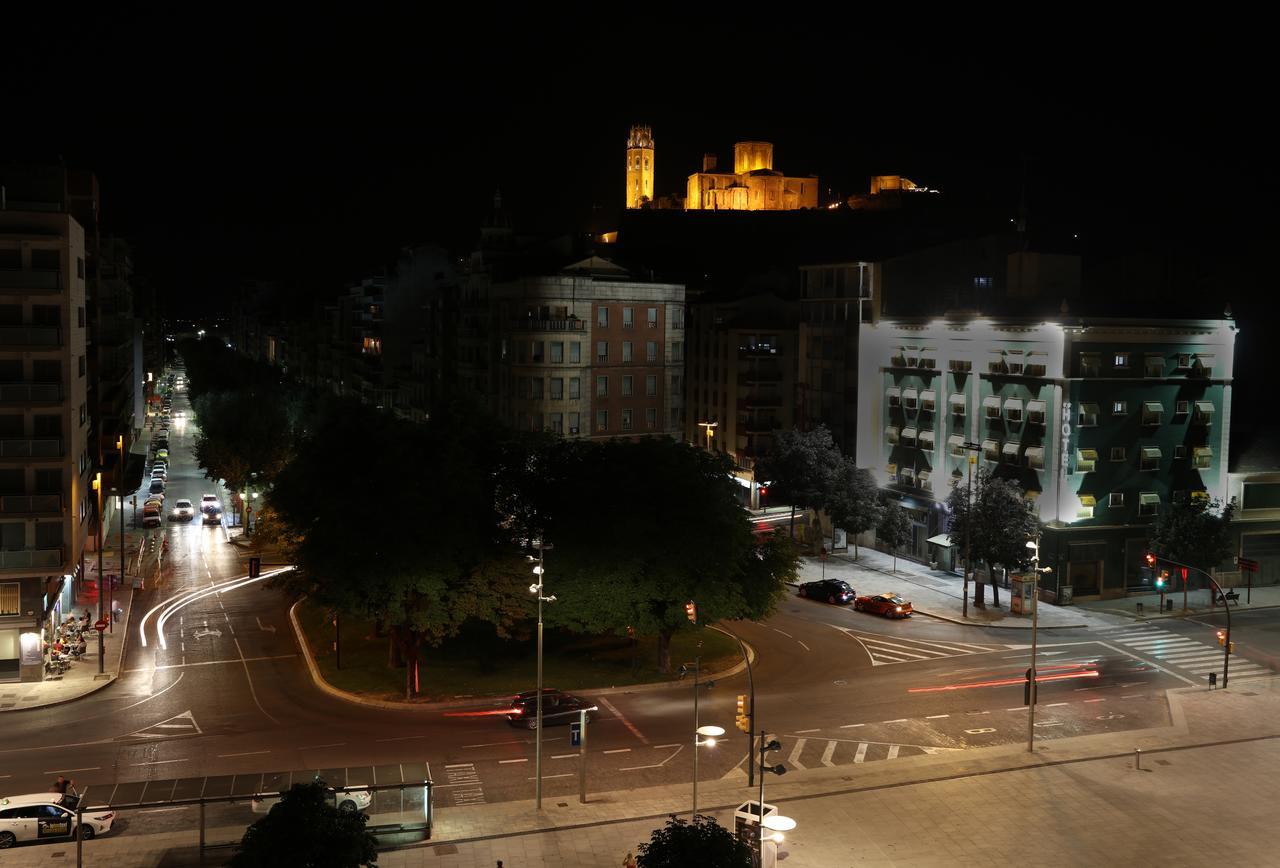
570,722 -> 581,747
1237,557 -> 1260,573
93,619 -> 108,632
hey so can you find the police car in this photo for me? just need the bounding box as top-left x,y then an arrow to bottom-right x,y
0,793 -> 114,848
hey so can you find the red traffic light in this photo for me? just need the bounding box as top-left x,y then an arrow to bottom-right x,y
685,600 -> 698,624
1144,552 -> 1157,568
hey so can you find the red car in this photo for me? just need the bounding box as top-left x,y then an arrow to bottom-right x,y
854,593 -> 913,618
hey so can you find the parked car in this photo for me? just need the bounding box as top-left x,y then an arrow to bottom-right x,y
854,593 -> 914,618
142,513 -> 162,528
0,792 -> 114,848
150,469 -> 167,481
797,579 -> 855,605
506,689 -> 596,729
170,499 -> 195,521
154,449 -> 168,461
149,479 -> 165,495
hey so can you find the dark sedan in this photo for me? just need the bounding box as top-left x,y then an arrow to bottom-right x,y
797,579 -> 855,605
506,689 -> 596,729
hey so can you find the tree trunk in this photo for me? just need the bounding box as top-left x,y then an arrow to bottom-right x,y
788,505 -> 796,539
990,569 -> 1002,607
657,628 -> 673,675
892,549 -> 897,573
853,539 -> 859,559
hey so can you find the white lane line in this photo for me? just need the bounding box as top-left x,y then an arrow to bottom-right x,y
821,741 -> 837,767
444,763 -> 474,769
788,738 -> 807,770
498,758 -> 527,764
797,640 -> 811,651
218,750 -> 270,758
43,767 -> 99,774
123,654 -> 297,672
131,759 -> 187,766
887,745 -> 900,759
1120,694 -> 1145,699
883,718 -> 908,724
925,714 -> 949,719
528,773 -> 574,780
137,807 -> 185,814
1045,702 -> 1068,707
603,749 -> 631,755
597,696 -> 649,745
117,671 -> 185,711
854,743 -> 868,763
840,723 -> 865,729
298,743 -> 346,750
1007,707 -> 1028,712
794,728 -> 820,734
1084,698 -> 1106,703
653,743 -> 681,749
376,735 -> 428,743
966,711 -> 990,715
462,739 -> 529,749
620,743 -> 684,771
234,635 -> 280,726
551,754 -> 578,760
771,628 -> 794,638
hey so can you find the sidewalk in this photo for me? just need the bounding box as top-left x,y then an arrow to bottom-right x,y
796,547 -> 1118,630
15,677 -> 1280,866
1077,583 -> 1280,621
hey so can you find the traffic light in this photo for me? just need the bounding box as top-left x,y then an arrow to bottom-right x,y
1144,551 -> 1157,568
1229,641 -> 1236,654
1217,630 -> 1226,646
736,694 -> 750,732
249,556 -> 261,579
1155,570 -> 1167,590
685,600 -> 698,625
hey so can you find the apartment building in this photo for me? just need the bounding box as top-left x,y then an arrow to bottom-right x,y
857,314 -> 1235,601
685,293 -> 798,505
494,257 -> 685,439
0,182 -> 93,682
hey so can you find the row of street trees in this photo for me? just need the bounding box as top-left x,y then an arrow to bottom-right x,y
178,338 -> 799,699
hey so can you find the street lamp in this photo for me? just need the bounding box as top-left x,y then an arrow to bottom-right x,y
757,736 -> 786,860
116,435 -> 125,634
1025,535 -> 1052,752
91,472 -> 104,674
526,540 -> 555,810
698,420 -> 718,451
762,813 -> 797,844
957,441 -> 983,618
692,724 -> 724,816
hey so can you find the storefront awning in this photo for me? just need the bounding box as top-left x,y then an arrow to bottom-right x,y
926,533 -> 954,548
1002,441 -> 1021,457
1140,492 -> 1160,505
1195,401 -> 1215,415
1142,446 -> 1162,459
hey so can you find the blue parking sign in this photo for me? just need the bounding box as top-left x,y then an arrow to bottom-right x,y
570,722 -> 581,747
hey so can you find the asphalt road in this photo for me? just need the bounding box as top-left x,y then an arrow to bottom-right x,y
1,377 -> 1277,848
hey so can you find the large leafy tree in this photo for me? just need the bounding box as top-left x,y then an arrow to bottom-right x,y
876,497 -> 911,573
637,814 -> 751,868
533,438 -> 796,673
230,782 -> 377,868
1149,497 -> 1236,576
268,398 -> 526,699
826,460 -> 882,558
757,424 -> 843,538
945,470 -> 1039,607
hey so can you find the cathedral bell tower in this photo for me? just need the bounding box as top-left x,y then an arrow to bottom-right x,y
625,125 -> 655,209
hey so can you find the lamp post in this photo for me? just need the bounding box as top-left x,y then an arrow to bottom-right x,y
698,420 -> 718,451
526,540 -> 555,810
91,472 -> 104,674
757,735 -> 786,864
1026,535 -> 1052,751
958,442 -> 982,619
1151,552 -> 1233,688
116,435 -> 124,633
692,724 -> 723,817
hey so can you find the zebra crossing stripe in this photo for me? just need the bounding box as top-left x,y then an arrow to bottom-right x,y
887,745 -> 900,760
789,738 -> 807,770
821,741 -> 837,767
853,743 -> 868,763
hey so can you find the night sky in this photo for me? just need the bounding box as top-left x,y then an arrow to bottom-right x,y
5,13 -> 1272,339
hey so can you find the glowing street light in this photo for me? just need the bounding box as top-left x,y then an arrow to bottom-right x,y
692,724 -> 724,816
526,540 -> 555,810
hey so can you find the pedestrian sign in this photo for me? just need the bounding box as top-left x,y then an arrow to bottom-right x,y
570,722 -> 581,747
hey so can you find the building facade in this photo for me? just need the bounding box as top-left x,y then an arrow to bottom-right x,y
0,194 -> 93,682
857,315 -> 1236,601
685,142 -> 818,211
625,125 -> 656,209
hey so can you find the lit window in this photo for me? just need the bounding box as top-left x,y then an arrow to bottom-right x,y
988,351 -> 1006,374
919,429 -> 936,450
1111,447 -> 1127,462
647,308 -> 658,328
1139,492 -> 1160,516
950,393 -> 966,416
1025,352 -> 1048,377
948,434 -> 966,457
1191,489 -> 1210,504
1006,350 -> 1024,375
1077,448 -> 1098,473
1027,400 -> 1046,425
1141,447 -> 1161,471
903,388 -> 919,410
887,387 -> 901,408
1004,398 -> 1023,423
1114,352 -> 1129,368
1112,400 -> 1127,415
1110,492 -> 1125,507
1002,441 -> 1021,464
949,359 -> 972,373
920,390 -> 936,412
1192,446 -> 1212,469
984,396 -> 1002,419
982,439 -> 1000,461
1077,494 -> 1096,519
1026,446 -> 1045,470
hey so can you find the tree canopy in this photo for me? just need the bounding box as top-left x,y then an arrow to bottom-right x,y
945,469 -> 1040,606
827,461 -> 882,557
876,496 -> 911,572
230,782 -> 377,868
757,424 -> 843,537
1149,497 -> 1236,574
637,814 -> 751,868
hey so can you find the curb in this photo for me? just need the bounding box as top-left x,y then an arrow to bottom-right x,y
786,581 -> 1088,630
1088,602 -> 1280,621
287,601 -> 756,713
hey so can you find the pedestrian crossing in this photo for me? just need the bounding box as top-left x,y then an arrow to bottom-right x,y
832,625 -> 1010,666
1098,625 -> 1273,681
777,735 -> 954,770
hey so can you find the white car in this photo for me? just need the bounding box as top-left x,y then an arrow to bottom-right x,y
170,499 -> 195,521
0,793 -> 114,847
250,786 -> 371,815
201,494 -> 222,525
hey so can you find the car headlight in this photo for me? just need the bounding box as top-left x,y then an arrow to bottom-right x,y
895,606 -> 903,612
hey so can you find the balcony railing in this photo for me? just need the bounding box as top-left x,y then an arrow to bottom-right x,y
0,494 -> 62,514
0,439 -> 63,458
0,326 -> 61,347
511,318 -> 586,332
0,547 -> 64,569
0,383 -> 62,403
0,269 -> 62,292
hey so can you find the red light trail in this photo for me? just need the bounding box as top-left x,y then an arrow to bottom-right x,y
907,669 -> 1100,694
442,708 -> 520,717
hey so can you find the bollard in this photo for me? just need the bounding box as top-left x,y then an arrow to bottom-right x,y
1209,671 -> 1217,689
1136,601 -> 1144,615
1165,599 -> 1173,612
1135,748 -> 1141,770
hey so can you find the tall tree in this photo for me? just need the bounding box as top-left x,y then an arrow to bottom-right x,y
876,497 -> 911,573
637,814 -> 751,868
230,782 -> 377,868
535,438 -> 796,673
757,424 -> 843,539
1149,497 -> 1236,576
826,460 -> 882,558
946,470 -> 1039,607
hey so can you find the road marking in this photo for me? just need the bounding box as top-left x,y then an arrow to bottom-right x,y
498,758 -> 528,764
1084,698 -> 1106,703
123,654 -> 297,672
966,711 -> 990,715
925,714 -> 949,719
1120,694 -> 1145,699
298,743 -> 346,750
840,723 -> 865,729
1006,707 -> 1028,712
821,741 -> 837,767
883,718 -> 908,724
771,628 -> 794,638
1045,702 -> 1068,707
528,773 -> 574,780
218,750 -> 270,758
887,745 -> 900,759
597,696 -> 649,745
853,743 -> 868,763
653,743 -> 681,749
137,807 -> 185,814
797,640 -> 811,651
552,754 -> 578,760
620,743 -> 684,771
444,763 -> 474,769
376,735 -> 427,743
1034,721 -> 1064,728
965,728 -> 996,734
603,749 -> 631,754
44,767 -> 99,774
462,739 -> 529,749
131,759 -> 187,766
788,738 -> 807,770
794,728 -> 820,733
